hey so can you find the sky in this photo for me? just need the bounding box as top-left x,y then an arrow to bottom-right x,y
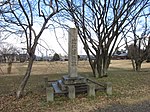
2,15 -> 150,57
2,21 -> 86,57
1,0 -> 149,57
2,16 -> 149,57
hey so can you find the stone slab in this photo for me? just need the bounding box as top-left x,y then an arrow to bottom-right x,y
68,85 -> 75,99
57,80 -> 67,91
62,75 -> 86,85
106,82 -> 112,95
52,82 -> 66,94
46,87 -> 54,102
87,84 -> 95,97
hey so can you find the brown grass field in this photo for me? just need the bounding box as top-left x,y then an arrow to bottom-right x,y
0,61 -> 92,76
0,60 -> 150,112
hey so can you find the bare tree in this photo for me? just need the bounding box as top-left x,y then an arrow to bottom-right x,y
0,43 -> 19,62
1,0 -> 60,98
0,43 -> 19,74
60,0 -> 150,77
124,13 -> 150,71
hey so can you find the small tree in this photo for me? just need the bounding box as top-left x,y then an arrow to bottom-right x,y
125,13 -> 150,71
1,0 -> 61,98
0,43 -> 19,73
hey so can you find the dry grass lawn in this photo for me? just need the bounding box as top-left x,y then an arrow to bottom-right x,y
1,60 -> 150,76
0,60 -> 150,112
0,61 -> 92,76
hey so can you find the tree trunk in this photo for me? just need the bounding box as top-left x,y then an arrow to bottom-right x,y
7,62 -> 12,74
94,64 -> 99,78
16,57 -> 34,98
89,59 -> 100,78
131,58 -> 136,71
103,56 -> 110,77
91,56 -> 109,78
135,62 -> 142,71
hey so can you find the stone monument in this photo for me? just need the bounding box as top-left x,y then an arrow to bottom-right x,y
62,28 -> 86,85
68,28 -> 78,78
47,28 -> 111,100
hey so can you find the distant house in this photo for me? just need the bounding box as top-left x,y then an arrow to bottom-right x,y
79,55 -> 88,61
112,52 -> 128,60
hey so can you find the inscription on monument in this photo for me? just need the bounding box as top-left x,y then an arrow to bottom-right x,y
68,28 -> 78,77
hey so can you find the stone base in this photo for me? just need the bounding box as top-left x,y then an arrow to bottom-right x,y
50,76 -> 109,101
57,80 -> 67,91
62,75 -> 86,85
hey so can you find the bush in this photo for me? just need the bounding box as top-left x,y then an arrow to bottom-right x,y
52,53 -> 60,61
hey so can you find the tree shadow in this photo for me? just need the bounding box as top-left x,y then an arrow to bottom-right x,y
95,100 -> 150,112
